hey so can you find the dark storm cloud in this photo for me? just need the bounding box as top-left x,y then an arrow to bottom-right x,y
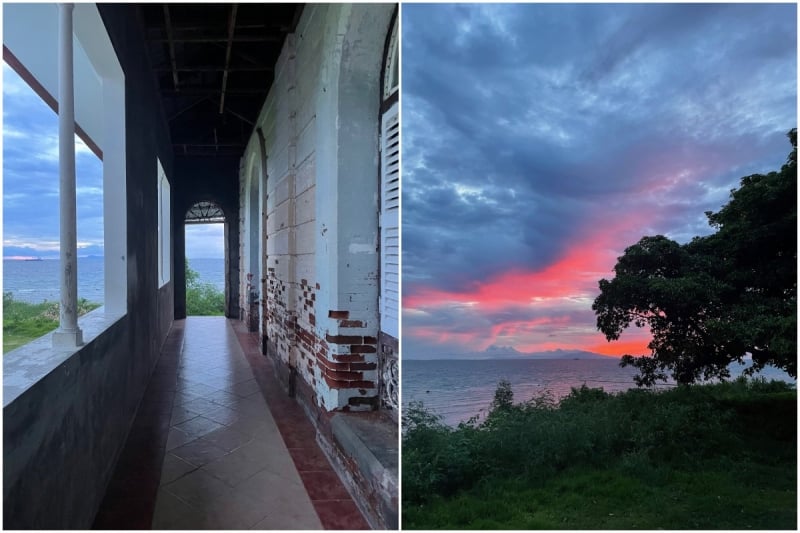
402,3 -> 797,296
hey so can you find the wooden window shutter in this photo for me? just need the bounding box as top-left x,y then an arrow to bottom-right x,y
380,102 -> 400,339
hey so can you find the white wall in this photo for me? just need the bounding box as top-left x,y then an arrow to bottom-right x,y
239,4 -> 394,410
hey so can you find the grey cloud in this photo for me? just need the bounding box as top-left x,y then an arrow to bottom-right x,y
403,3 -> 796,297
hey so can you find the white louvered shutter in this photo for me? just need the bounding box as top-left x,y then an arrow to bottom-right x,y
380,102 -> 400,339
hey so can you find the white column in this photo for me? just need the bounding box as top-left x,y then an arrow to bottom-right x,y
53,2 -> 83,348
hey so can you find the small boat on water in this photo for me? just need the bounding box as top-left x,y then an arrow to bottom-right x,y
23,258 -> 43,262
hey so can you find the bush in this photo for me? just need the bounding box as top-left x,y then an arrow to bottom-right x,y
185,259 -> 225,316
402,378 -> 797,506
3,292 -> 100,353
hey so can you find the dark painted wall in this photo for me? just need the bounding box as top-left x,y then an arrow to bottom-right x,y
3,5 -> 174,528
172,156 -> 241,319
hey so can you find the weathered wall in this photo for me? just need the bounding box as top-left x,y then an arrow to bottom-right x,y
239,3 -> 394,412
2,5 -> 174,528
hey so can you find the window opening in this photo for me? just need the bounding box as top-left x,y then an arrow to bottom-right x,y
157,158 -> 171,287
2,60 -> 104,353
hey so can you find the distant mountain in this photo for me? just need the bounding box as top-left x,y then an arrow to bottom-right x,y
484,345 -> 522,356
475,346 -> 610,360
404,343 -> 614,361
517,349 -> 610,360
3,244 -> 104,259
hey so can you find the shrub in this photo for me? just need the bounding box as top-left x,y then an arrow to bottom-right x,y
185,259 -> 225,316
402,378 -> 796,506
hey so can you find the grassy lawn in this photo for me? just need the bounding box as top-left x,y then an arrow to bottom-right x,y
403,380 -> 797,529
404,463 -> 796,529
3,293 -> 100,353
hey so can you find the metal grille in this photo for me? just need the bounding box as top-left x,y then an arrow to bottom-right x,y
185,201 -> 225,224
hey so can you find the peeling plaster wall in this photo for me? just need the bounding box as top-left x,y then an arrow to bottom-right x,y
238,4 -> 393,411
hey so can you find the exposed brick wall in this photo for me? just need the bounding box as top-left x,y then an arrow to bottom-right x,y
295,278 -> 317,391
319,311 -> 379,410
238,4 -> 392,413
265,265 -> 293,368
379,331 -> 399,419
235,3 -> 398,530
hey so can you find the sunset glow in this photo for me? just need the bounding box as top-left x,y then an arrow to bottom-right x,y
402,3 -> 796,359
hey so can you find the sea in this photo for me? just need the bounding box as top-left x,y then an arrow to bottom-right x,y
2,257 -> 225,304
403,358 -> 796,426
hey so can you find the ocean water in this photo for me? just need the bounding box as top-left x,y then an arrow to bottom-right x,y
403,358 -> 796,426
3,257 -> 224,303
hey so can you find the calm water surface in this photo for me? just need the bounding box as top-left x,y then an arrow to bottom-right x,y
3,257 -> 224,303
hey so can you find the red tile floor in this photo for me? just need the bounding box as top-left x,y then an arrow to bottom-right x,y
92,317 -> 369,530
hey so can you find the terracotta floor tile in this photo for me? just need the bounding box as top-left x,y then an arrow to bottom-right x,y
299,470 -> 352,501
288,446 -> 333,472
313,499 -> 371,530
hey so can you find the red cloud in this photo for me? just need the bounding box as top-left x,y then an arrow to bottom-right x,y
405,212 -> 644,311
403,209 -> 656,354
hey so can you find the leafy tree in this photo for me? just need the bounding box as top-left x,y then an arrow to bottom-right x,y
491,379 -> 514,412
593,130 -> 797,386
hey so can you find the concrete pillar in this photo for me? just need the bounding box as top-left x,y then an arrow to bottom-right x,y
53,2 -> 83,348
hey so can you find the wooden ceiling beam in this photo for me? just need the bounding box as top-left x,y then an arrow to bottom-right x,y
150,36 -> 280,43
162,5 -> 180,92
154,65 -> 273,72
220,4 -> 239,115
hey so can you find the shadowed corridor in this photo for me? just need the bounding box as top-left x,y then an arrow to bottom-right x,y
93,317 -> 368,529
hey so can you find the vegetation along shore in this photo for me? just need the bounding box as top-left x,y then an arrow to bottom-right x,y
403,130 -> 797,529
3,260 -> 224,353
403,379 -> 796,529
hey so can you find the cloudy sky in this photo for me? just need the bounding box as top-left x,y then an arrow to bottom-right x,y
402,3 -> 797,358
3,62 -> 225,259
3,62 -> 104,258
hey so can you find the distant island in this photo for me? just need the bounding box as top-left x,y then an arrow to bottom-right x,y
4,255 -> 104,261
406,345 -> 611,361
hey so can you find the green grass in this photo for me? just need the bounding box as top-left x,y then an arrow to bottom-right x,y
404,465 -> 796,529
403,379 -> 797,529
3,293 -> 100,353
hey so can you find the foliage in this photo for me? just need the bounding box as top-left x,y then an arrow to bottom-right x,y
185,259 -> 225,316
3,292 -> 101,353
403,380 -> 796,529
490,379 -> 514,411
593,130 -> 797,385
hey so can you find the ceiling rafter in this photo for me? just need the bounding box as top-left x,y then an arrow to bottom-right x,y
219,4 -> 239,115
162,5 -> 180,92
142,3 -> 300,158
154,65 -> 273,72
151,36 -> 280,43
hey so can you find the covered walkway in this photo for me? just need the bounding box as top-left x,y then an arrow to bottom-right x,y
93,317 -> 368,529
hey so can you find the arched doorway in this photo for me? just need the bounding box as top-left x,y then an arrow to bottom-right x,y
244,157 -> 264,331
182,200 -> 228,317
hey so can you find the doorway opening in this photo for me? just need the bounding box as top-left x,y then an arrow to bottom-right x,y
184,215 -> 225,316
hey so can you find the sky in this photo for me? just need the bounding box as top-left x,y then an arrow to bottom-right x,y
402,3 -> 797,359
3,62 -> 225,260
3,62 -> 104,258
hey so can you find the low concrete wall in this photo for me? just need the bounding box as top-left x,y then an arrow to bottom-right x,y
3,311 -> 136,528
